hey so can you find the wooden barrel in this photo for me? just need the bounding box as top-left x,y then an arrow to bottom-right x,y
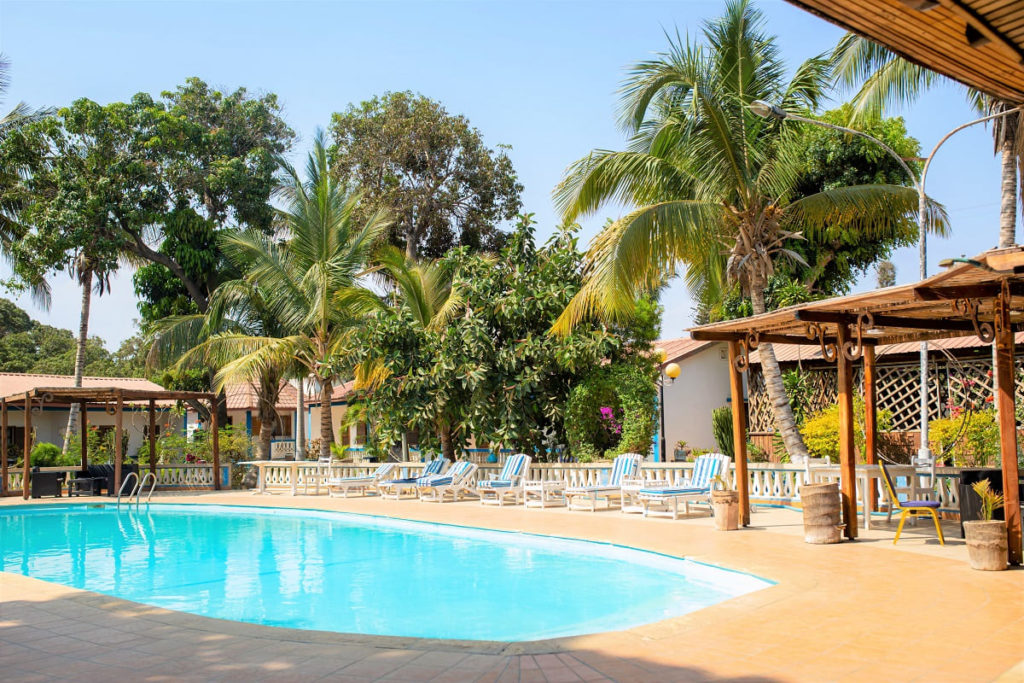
801,483 -> 842,544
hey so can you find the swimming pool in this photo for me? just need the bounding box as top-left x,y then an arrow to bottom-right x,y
0,503 -> 770,641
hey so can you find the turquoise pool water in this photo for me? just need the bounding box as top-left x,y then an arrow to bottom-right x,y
0,504 -> 770,641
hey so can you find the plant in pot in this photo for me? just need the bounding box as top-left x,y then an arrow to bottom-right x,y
710,475 -> 740,531
964,479 -> 1007,571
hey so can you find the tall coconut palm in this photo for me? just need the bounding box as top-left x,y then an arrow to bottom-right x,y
173,132 -> 389,459
552,0 -> 947,460
832,33 -> 1024,250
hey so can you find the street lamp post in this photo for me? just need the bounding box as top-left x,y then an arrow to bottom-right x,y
655,346 -> 681,462
749,100 -> 1022,466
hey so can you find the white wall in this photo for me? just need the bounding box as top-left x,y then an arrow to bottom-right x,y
662,343 -> 735,454
5,405 -> 182,459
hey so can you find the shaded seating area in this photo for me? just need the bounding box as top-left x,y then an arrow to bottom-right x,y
1,387 -> 221,500
690,246 -> 1023,565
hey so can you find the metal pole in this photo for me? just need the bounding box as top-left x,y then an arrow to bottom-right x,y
659,377 -> 666,462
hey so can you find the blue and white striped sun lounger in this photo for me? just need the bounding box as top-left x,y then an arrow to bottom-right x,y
564,453 -> 644,511
637,453 -> 732,519
477,453 -> 532,506
378,458 -> 447,499
418,460 -> 479,502
327,463 -> 397,498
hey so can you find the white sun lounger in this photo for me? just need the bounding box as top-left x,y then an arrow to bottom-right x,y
636,453 -> 732,519
327,462 -> 397,498
417,460 -> 479,503
378,458 -> 447,499
564,453 -> 644,511
477,453 -> 531,506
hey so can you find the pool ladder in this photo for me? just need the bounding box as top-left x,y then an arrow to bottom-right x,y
116,471 -> 157,509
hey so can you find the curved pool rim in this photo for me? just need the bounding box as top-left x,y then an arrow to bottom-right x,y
0,500 -> 776,644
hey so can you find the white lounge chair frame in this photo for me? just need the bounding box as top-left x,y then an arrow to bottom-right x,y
477,453 -> 531,506
564,453 -> 644,512
418,460 -> 479,503
327,462 -> 397,498
378,458 -> 447,499
637,453 -> 732,520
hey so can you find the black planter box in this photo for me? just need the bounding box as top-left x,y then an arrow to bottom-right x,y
958,468 -> 1024,538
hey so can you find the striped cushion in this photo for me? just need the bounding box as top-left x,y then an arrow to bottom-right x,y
420,461 -> 471,486
639,487 -> 706,496
607,453 -> 642,486
478,480 -> 513,489
420,475 -> 453,487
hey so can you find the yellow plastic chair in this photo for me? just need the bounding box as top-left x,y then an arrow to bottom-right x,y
878,462 -> 945,545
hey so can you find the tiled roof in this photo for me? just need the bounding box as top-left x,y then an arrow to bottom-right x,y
0,372 -> 166,397
655,337 -> 719,365
749,333 -> 1024,364
224,381 -> 305,412
307,379 -> 355,405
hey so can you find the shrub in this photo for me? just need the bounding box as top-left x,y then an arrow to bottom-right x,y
800,397 -> 893,462
29,442 -> 74,467
565,362 -> 657,460
928,410 -> 998,467
711,406 -> 734,458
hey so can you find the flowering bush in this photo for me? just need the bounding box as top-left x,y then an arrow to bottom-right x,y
929,409 -> 998,467
564,362 -> 657,462
799,397 -> 893,462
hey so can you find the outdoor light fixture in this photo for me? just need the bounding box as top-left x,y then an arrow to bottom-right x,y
665,362 -> 681,382
749,99 -> 787,120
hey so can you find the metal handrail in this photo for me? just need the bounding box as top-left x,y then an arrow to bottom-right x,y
116,472 -> 139,508
136,472 -> 157,507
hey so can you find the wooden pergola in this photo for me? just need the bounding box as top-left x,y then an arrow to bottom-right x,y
691,246 -> 1024,565
0,387 -> 221,499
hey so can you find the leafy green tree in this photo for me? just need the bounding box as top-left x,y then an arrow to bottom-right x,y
351,216 -> 659,459
329,91 -> 522,259
551,0 -> 946,460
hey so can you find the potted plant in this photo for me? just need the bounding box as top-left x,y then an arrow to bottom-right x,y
710,475 -> 739,531
674,440 -> 691,462
964,479 -> 1007,571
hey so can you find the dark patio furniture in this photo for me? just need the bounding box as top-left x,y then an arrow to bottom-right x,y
30,468 -> 65,498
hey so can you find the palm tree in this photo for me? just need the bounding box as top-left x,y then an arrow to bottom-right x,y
552,0 -> 946,460
353,246 -> 463,457
171,132 -> 389,459
832,33 -> 1023,250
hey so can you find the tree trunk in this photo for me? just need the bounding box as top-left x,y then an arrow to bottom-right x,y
62,271 -> 92,453
999,137 -> 1018,249
319,379 -> 334,459
750,285 -> 809,461
438,421 -> 455,461
258,401 -> 275,461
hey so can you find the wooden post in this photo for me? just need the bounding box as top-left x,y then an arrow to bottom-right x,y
211,396 -> 221,491
863,345 -> 878,512
148,399 -> 157,476
1,400 -> 7,496
80,402 -> 88,471
995,286 -> 1022,565
727,341 -> 750,526
836,326 -> 858,539
22,392 -> 32,500
114,391 -> 123,494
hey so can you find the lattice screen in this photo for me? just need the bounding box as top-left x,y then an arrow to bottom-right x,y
747,354 -> 1019,434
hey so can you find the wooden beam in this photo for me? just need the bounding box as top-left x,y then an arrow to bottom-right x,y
836,325 -> 858,539
863,345 -> 878,512
690,330 -> 869,346
1,400 -> 7,496
995,288 -> 1022,565
148,399 -> 157,475
211,395 -> 221,491
727,342 -> 750,526
22,392 -> 31,500
114,391 -> 123,494
938,0 -> 1024,65
80,401 -> 88,471
914,282 -> 1024,301
796,309 -> 979,333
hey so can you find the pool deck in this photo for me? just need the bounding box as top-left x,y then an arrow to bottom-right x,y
1,492 -> 1022,682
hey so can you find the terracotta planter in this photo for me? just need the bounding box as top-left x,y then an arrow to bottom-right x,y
964,520 -> 1008,571
711,490 -> 739,531
800,483 -> 842,544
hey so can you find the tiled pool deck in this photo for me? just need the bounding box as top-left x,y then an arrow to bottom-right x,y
1,492 -> 1021,682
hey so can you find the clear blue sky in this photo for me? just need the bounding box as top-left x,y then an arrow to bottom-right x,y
0,0 -> 1003,348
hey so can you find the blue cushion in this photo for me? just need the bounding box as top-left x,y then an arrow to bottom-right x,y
478,480 -> 512,489
639,487 -> 706,496
904,500 -> 940,509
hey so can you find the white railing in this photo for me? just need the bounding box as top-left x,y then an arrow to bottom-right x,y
5,463 -> 232,493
